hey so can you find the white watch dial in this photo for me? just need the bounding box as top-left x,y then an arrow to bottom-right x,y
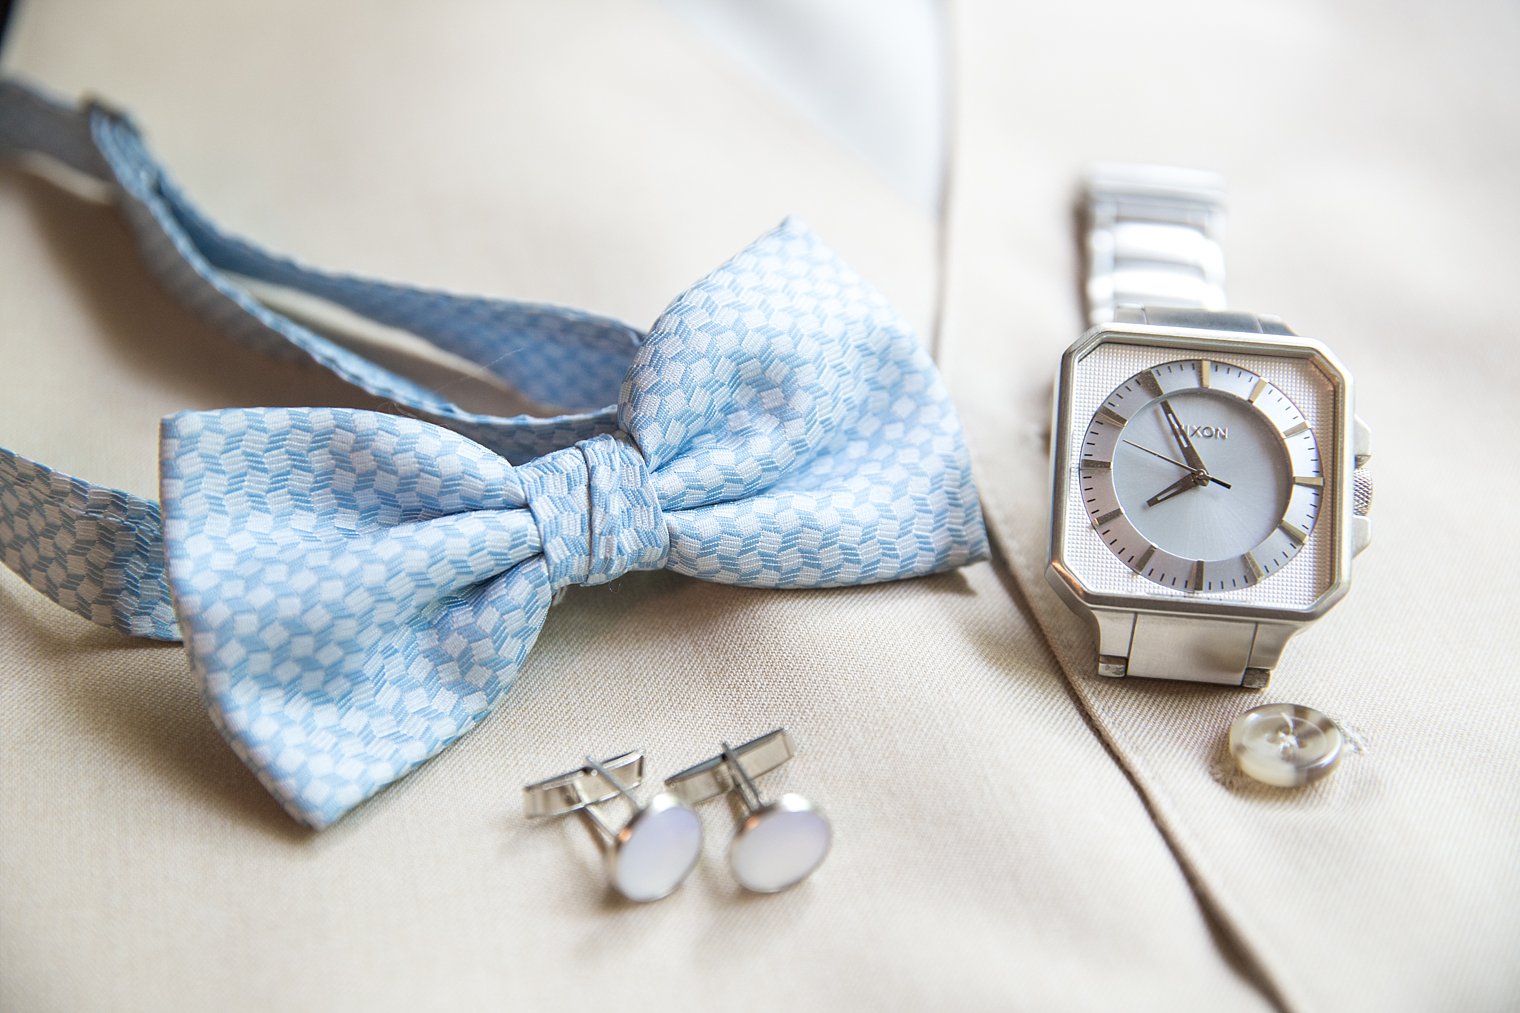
1078,358 -> 1322,592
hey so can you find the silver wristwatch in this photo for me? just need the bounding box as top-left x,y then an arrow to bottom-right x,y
1046,164 -> 1372,689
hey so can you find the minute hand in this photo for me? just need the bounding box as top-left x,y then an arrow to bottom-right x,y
1160,399 -> 1209,473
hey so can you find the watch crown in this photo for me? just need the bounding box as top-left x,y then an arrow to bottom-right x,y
1352,467 -> 1373,518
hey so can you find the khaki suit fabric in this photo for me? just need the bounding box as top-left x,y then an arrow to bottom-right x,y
0,2 -> 1516,1011
940,1 -> 1520,1010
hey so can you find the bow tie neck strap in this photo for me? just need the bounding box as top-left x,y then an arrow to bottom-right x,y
0,448 -> 177,639
0,78 -> 638,462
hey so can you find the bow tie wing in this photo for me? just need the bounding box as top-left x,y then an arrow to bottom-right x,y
620,219 -> 988,586
159,408 -> 557,828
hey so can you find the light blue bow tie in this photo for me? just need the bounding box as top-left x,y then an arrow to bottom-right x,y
0,80 -> 987,827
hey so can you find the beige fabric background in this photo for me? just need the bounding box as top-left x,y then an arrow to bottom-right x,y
0,1 -> 1515,1011
939,1 -> 1520,1010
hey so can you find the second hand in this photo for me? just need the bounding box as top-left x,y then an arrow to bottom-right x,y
1121,440 -> 1232,490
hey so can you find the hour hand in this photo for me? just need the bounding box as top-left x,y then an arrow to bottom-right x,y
1160,399 -> 1208,472
1146,472 -> 1202,507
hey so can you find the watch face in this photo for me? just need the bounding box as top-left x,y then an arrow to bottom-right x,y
1052,331 -> 1346,615
1078,358 -> 1322,592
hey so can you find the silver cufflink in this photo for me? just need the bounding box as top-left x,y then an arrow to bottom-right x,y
523,751 -> 703,902
664,728 -> 832,893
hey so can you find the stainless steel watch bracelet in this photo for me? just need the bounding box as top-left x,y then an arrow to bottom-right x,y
1078,165 -> 1370,688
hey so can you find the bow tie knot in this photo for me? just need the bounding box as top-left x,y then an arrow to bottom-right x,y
520,434 -> 668,591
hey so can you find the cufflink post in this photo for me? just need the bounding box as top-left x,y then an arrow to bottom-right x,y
720,740 -> 767,815
524,751 -> 703,903
577,753 -> 642,846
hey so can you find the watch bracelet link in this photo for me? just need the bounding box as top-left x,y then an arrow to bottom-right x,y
1092,609 -> 1296,689
1084,163 -> 1228,327
1112,306 -> 1296,337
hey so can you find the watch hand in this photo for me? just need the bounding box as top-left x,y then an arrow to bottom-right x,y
1160,399 -> 1209,473
1122,440 -> 1191,472
1146,472 -> 1203,507
1121,440 -> 1232,489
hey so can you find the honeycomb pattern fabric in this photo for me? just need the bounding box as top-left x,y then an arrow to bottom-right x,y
0,449 -> 178,639
157,219 -> 986,828
0,77 -> 989,827
160,416 -> 629,827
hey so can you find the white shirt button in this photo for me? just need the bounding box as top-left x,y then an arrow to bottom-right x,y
1229,703 -> 1344,787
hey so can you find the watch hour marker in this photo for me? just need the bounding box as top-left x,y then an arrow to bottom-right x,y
1094,508 -> 1123,526
1282,420 -> 1310,438
1198,359 -> 1212,388
1134,545 -> 1156,571
1248,378 -> 1269,403
1081,457 -> 1112,470
1190,559 -> 1204,589
1278,520 -> 1309,544
1095,405 -> 1127,428
1137,370 -> 1163,397
1244,552 -> 1266,582
1294,474 -> 1325,487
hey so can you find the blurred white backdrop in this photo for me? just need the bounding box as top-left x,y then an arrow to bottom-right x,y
659,0 -> 945,212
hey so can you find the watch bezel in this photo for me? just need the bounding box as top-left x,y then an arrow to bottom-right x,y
1047,321 -> 1356,623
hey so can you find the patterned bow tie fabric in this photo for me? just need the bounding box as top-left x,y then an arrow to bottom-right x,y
156,221 -> 987,827
0,79 -> 987,828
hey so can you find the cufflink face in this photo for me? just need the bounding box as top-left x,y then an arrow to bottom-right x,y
1229,703 -> 1343,787
524,752 -> 703,903
729,792 -> 832,894
665,729 -> 832,894
610,791 -> 704,903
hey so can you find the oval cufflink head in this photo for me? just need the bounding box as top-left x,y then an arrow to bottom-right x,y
609,792 -> 703,903
1229,703 -> 1343,787
664,729 -> 832,893
729,792 -> 831,894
